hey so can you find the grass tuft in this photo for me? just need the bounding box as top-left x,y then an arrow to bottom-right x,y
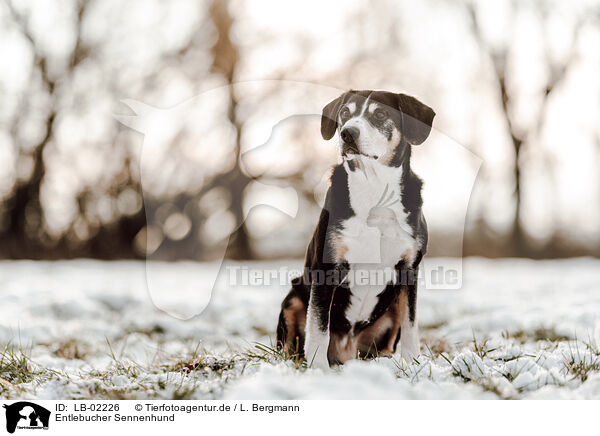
53,339 -> 89,360
0,344 -> 34,385
242,342 -> 306,370
505,327 -> 571,344
562,341 -> 600,382
471,333 -> 497,360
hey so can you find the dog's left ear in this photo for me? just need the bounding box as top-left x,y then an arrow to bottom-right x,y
321,93 -> 347,140
397,93 -> 435,145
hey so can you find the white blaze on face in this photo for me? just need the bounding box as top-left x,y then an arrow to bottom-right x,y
339,98 -> 401,162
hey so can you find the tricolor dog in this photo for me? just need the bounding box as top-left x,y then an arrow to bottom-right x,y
276,90 -> 435,369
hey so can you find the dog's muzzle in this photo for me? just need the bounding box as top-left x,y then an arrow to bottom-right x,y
341,127 -> 360,144
340,127 -> 378,159
341,127 -> 360,156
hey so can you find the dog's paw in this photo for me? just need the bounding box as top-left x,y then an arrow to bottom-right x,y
400,333 -> 420,363
376,349 -> 395,358
401,347 -> 420,363
304,341 -> 331,370
308,355 -> 330,370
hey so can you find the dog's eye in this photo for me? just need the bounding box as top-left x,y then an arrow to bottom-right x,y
374,109 -> 387,120
340,107 -> 350,120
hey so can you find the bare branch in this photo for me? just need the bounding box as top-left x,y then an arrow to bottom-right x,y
69,0 -> 91,70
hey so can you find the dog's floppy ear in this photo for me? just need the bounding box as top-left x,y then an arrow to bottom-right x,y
321,93 -> 346,140
397,93 -> 435,145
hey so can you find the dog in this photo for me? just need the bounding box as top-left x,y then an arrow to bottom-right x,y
276,90 -> 435,369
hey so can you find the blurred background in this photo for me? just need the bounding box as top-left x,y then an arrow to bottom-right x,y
1,0 -> 599,262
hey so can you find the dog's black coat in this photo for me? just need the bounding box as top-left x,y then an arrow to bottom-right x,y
276,90 -> 435,363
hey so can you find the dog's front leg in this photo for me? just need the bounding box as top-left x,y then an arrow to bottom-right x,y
396,264 -> 422,363
398,265 -> 421,362
304,285 -> 332,369
400,312 -> 420,362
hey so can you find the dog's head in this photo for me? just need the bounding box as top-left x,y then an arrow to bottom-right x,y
321,90 -> 435,166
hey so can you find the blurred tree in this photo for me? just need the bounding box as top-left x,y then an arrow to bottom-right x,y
464,0 -> 588,257
0,0 -> 145,259
2,0 -> 60,257
208,0 -> 251,260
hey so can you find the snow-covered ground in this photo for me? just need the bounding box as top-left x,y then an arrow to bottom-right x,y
1,258 -> 600,400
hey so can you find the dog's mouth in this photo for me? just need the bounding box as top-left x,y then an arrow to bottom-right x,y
342,143 -> 359,156
342,144 -> 378,160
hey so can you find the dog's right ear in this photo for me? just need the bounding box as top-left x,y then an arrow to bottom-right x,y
320,93 -> 346,140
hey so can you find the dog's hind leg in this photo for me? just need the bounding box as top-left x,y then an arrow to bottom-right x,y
356,302 -> 399,358
276,281 -> 308,358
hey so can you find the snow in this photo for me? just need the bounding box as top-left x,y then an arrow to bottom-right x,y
0,257 -> 599,399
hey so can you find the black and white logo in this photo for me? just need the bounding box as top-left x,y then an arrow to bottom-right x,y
2,402 -> 50,433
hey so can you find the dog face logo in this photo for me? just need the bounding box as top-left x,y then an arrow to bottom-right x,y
321,90 -> 435,166
3,402 -> 50,433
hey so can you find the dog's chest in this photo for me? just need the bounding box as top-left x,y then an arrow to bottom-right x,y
336,160 -> 417,324
338,160 -> 416,266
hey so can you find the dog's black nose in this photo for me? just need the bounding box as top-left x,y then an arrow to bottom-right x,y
341,127 -> 360,144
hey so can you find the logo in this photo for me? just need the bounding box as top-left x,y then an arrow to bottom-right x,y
3,402 -> 50,433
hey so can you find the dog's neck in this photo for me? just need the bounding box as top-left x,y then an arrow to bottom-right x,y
387,138 -> 412,168
344,155 -> 404,177
342,144 -> 410,180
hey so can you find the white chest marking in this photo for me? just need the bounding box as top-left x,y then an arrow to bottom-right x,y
337,158 -> 418,324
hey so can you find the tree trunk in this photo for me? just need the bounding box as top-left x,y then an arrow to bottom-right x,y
209,0 -> 253,260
